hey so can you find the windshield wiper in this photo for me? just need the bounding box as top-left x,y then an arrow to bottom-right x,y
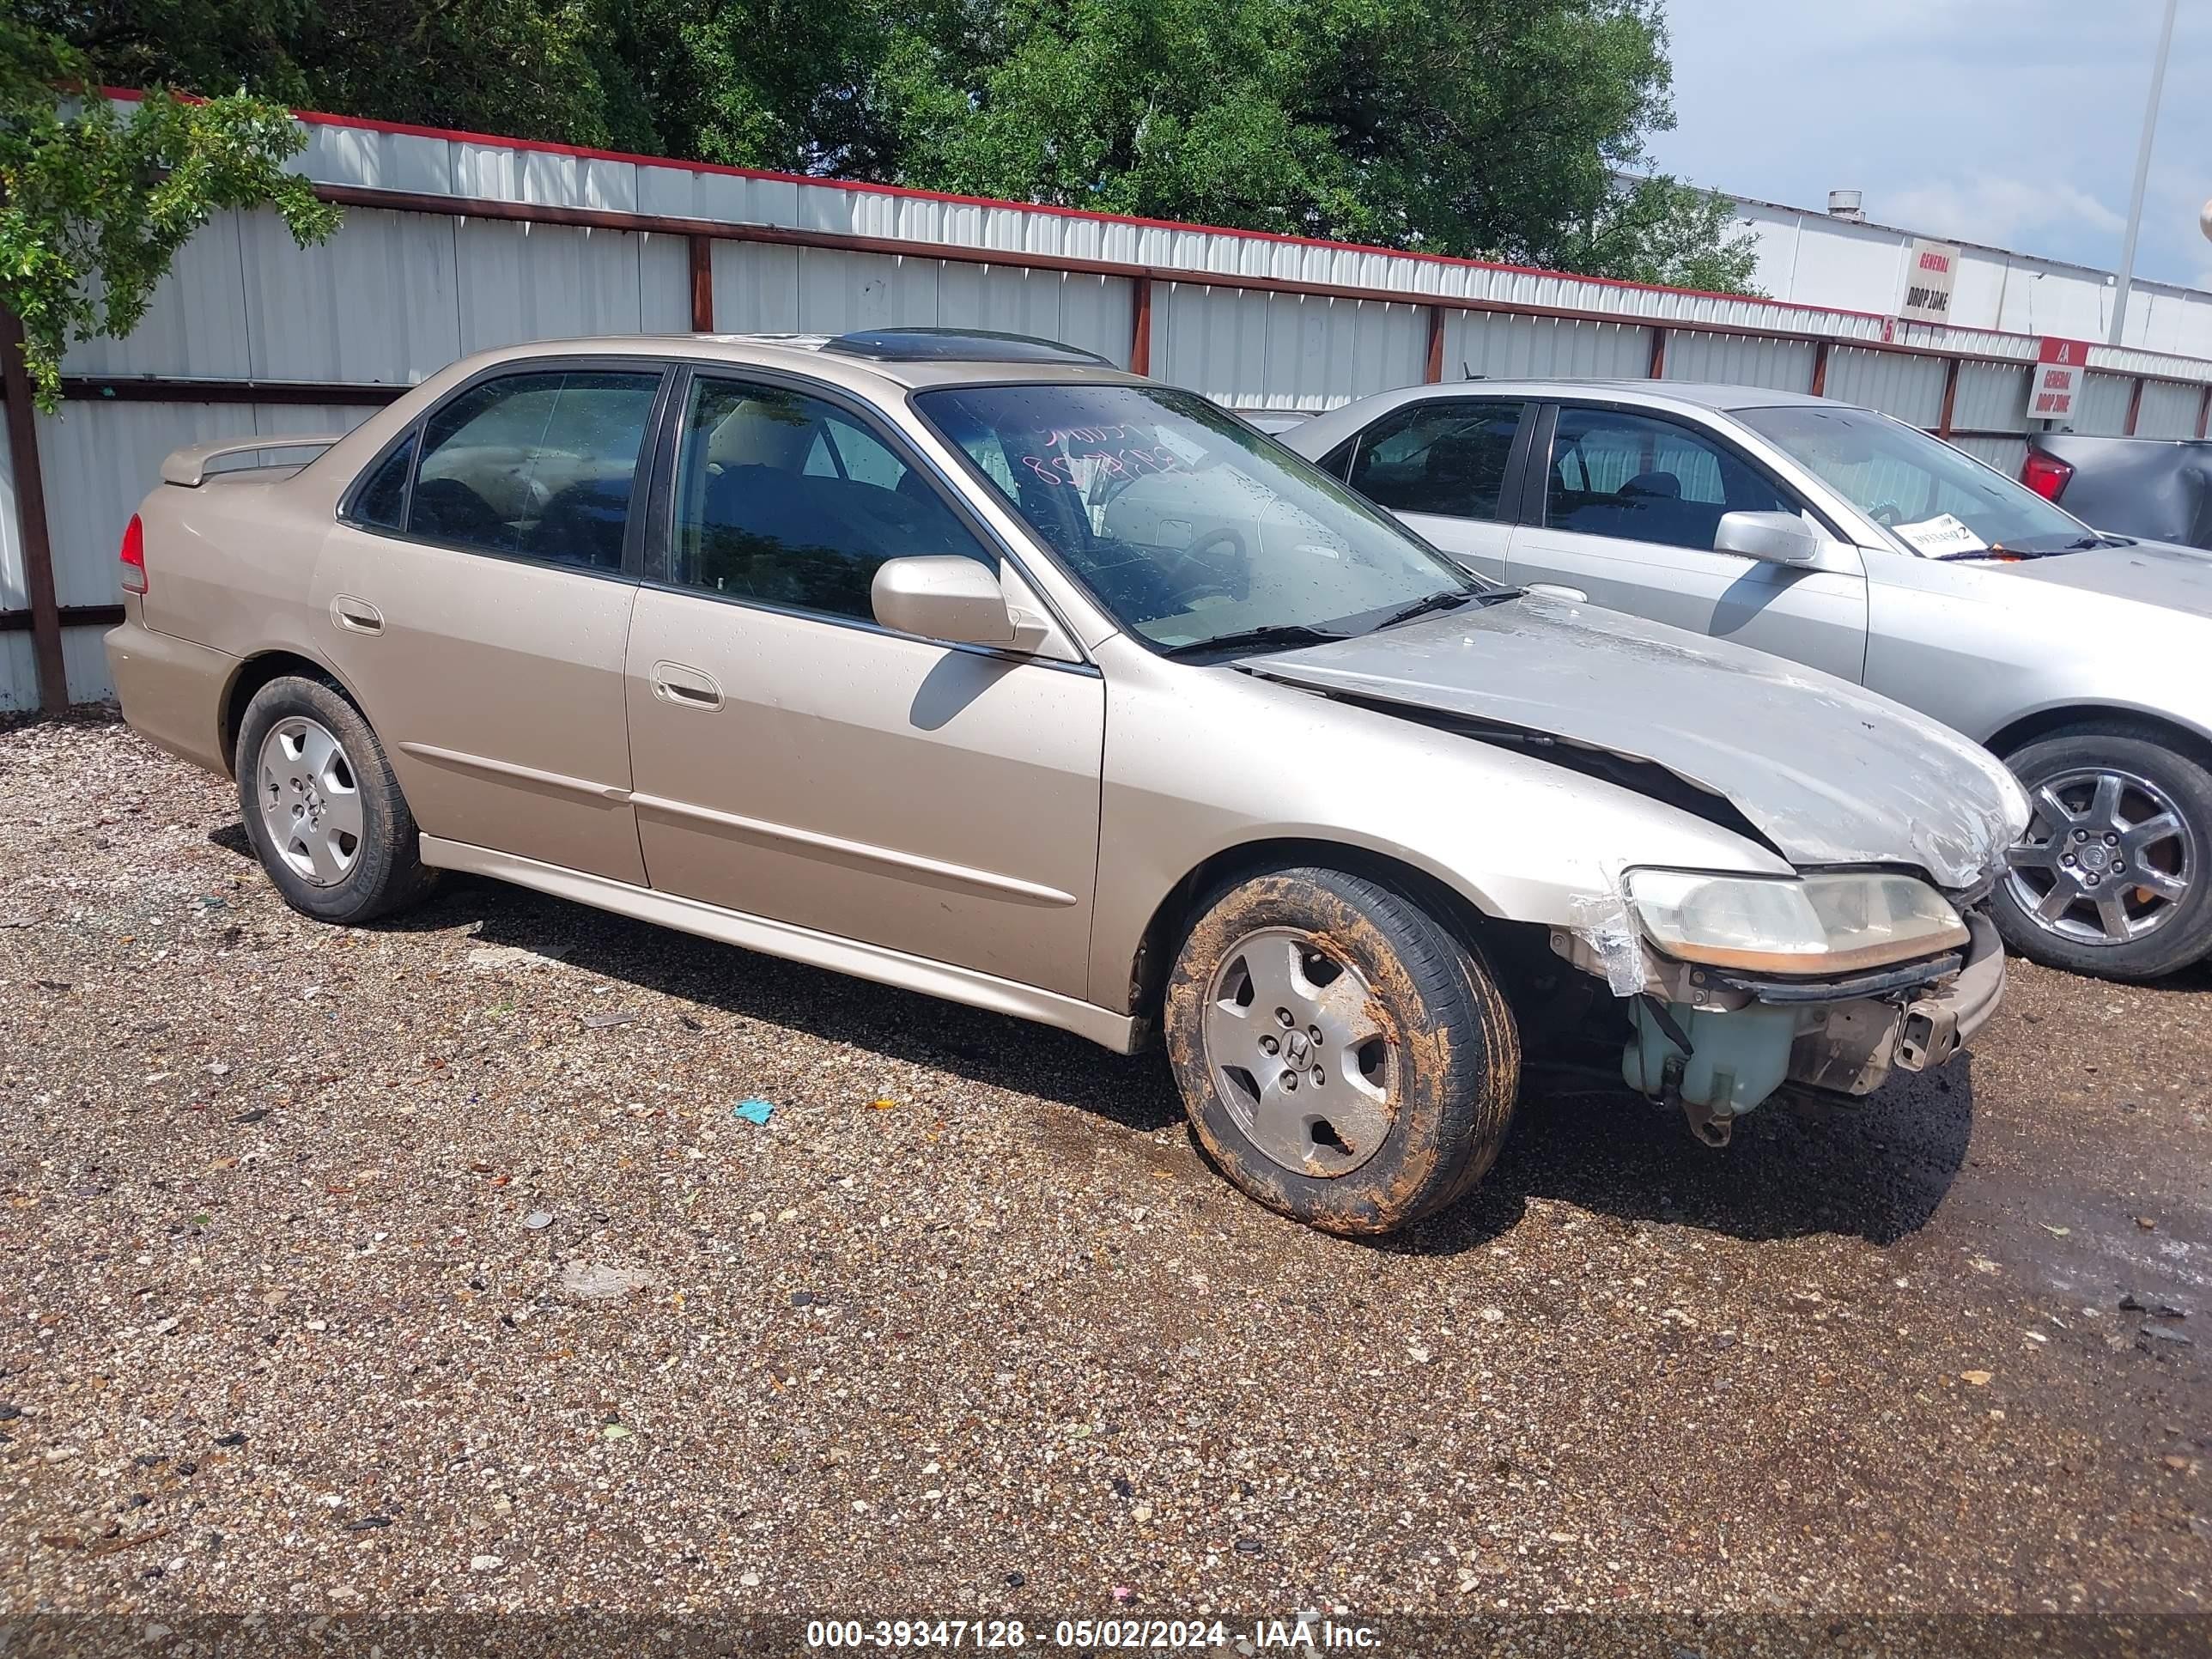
1376,588 -> 1483,629
1937,534 -> 2125,562
1160,623 -> 1349,660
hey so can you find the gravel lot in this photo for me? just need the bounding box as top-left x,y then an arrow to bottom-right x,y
5,710 -> 2211,1630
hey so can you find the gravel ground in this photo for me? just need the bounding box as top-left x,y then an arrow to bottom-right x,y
4,710 -> 2210,1629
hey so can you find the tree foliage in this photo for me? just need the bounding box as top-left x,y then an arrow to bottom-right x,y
3,0 -> 1754,400
1,18 -> 337,410
872,0 -> 1757,289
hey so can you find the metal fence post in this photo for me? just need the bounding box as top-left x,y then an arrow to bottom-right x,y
688,235 -> 714,332
1129,276 -> 1154,376
0,305 -> 67,714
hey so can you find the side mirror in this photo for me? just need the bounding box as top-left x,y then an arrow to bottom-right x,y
1714,510 -> 1820,566
871,556 -> 1016,645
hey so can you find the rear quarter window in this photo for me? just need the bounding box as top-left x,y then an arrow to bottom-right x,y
353,368 -> 662,573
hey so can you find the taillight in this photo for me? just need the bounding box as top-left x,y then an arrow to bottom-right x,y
120,514 -> 147,594
2021,452 -> 2073,503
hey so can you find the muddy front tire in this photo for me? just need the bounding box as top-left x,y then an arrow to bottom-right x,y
1164,865 -> 1520,1236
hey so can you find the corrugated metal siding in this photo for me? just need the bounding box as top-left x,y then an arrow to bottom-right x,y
2072,372 -> 2136,438
1,635 -> 38,713
241,206 -> 460,383
1951,434 -> 2029,477
1662,331 -> 1815,392
33,399 -> 376,627
1735,196 -> 2212,361
15,106 -> 2212,708
454,221 -> 689,354
63,219 -> 252,378
0,427 -> 22,613
274,113 -> 2212,378
0,431 -> 27,713
709,243 -> 1133,366
1951,362 -> 2029,434
1152,286 -> 1426,409
2134,380 -> 2206,440
1443,312 -> 1650,380
1824,348 -> 1947,427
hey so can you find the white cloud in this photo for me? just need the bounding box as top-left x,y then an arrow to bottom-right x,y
1884,176 -> 2125,252
1650,0 -> 2212,286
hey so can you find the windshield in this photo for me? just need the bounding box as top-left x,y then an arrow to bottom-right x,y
914,382 -> 1481,652
1737,404 -> 2097,557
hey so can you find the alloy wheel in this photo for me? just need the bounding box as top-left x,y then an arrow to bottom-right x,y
2003,767 -> 2196,947
257,716 -> 365,888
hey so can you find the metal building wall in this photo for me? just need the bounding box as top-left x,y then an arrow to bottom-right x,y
2134,380 -> 2205,440
1734,195 -> 2212,359
36,404 -> 379,616
708,242 -> 1133,364
8,106 -> 2212,709
1822,349 -> 1947,427
1951,362 -> 2031,436
1443,312 -> 1651,380
2071,373 -> 2137,438
1661,331 -> 1815,392
1151,286 -> 1426,409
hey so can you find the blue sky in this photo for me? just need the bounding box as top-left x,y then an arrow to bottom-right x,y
1648,0 -> 2212,289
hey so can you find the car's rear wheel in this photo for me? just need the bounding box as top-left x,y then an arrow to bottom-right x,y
1991,725 -> 2212,981
1164,865 -> 1519,1235
235,675 -> 434,924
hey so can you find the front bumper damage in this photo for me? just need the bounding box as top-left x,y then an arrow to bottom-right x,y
1553,910 -> 2005,1146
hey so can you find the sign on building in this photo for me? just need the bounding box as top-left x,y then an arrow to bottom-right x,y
1898,239 -> 1960,325
2029,337 -> 2091,420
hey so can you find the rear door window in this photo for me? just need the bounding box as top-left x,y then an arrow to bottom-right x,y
667,375 -> 994,625
1346,401 -> 1525,520
400,369 -> 661,571
1545,405 -> 1795,550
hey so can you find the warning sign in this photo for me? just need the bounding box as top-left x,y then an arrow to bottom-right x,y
1899,240 -> 1960,325
2029,337 -> 2090,421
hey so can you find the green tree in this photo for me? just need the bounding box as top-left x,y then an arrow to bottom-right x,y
877,0 -> 1759,291
21,0 -> 653,153
16,0 -> 1759,313
1,18 -> 338,410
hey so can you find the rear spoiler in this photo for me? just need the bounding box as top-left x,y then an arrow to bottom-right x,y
161,434 -> 347,488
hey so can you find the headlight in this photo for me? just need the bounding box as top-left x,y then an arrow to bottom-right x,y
1626,868 -> 1968,975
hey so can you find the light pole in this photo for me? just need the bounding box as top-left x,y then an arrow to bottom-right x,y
2109,0 -> 2179,346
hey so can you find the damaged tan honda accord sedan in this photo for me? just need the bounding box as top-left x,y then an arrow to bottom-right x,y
105,329 -> 2027,1234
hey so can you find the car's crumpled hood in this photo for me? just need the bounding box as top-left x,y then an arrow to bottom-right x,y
1240,595 -> 2028,890
1989,538 -> 2212,621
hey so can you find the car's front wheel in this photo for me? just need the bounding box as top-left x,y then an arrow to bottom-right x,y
234,674 -> 435,925
1991,723 -> 2212,981
1164,865 -> 1520,1235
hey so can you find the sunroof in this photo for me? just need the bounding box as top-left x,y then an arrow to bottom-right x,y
821,328 -> 1114,366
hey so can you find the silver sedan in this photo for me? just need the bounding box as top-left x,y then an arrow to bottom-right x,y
1285,380 -> 2212,981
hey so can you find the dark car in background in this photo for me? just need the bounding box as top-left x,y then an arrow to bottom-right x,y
2023,433 -> 2212,551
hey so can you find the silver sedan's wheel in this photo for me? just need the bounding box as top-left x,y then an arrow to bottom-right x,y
255,714 -> 365,887
1202,926 -> 1397,1176
2003,767 -> 2196,947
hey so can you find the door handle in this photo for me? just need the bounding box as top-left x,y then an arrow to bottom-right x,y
1523,582 -> 1587,604
331,595 -> 384,634
650,660 -> 723,711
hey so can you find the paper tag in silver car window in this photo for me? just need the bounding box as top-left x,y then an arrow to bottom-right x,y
1890,513 -> 1985,556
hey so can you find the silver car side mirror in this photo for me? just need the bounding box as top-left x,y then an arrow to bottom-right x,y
1714,510 -> 1821,566
871,556 -> 1017,645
